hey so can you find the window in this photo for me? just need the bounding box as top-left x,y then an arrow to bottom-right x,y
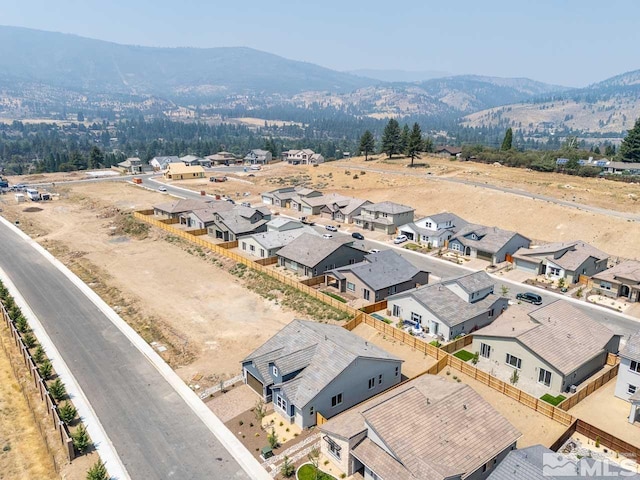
260,249 -> 265,257
276,395 -> 287,412
368,377 -> 375,389
425,222 -> 432,228
241,242 -> 246,251
549,267 -> 561,276
324,435 -> 342,460
249,244 -> 255,252
347,282 -> 356,292
506,353 -> 522,369
272,366 -> 278,377
480,343 -> 491,358
309,406 -> 314,416
392,304 -> 401,317
395,366 -> 399,377
600,281 -> 612,290
378,374 -> 383,385
331,393 -> 343,407
488,308 -> 495,318
629,384 -> 638,395
630,360 -> 640,373
538,368 -> 552,387
363,289 -> 370,301
388,286 -> 397,295
411,312 -> 422,324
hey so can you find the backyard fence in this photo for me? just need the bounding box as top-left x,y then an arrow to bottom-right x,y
439,335 -> 473,354
254,257 -> 278,266
359,300 -> 387,314
300,275 -> 327,287
1,303 -> 75,462
557,361 -> 620,411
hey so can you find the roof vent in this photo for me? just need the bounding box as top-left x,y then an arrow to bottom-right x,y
463,404 -> 467,410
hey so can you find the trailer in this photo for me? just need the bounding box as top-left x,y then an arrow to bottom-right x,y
25,188 -> 41,201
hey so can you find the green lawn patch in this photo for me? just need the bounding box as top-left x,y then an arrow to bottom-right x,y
297,464 -> 337,480
429,340 -> 442,347
453,350 -> 475,362
322,291 -> 347,303
403,243 -> 421,251
540,393 -> 566,406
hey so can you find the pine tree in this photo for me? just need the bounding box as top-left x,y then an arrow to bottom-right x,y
72,424 -> 91,454
381,119 -> 402,158
58,402 -> 78,424
400,124 -> 410,154
86,460 -> 109,480
359,130 -> 375,161
619,117 -> 640,162
405,123 -> 424,166
88,146 -> 104,169
501,128 -> 513,151
49,378 -> 67,401
593,145 -> 601,154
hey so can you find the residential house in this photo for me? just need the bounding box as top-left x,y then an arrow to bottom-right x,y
488,444 -> 640,480
291,193 -> 340,215
206,151 -> 238,165
387,271 -> 507,341
282,149 -> 325,165
472,301 -> 620,395
435,145 -> 462,157
592,260 -> 640,302
261,186 -> 322,209
277,233 -> 367,277
152,198 -> 214,219
326,250 -> 429,302
398,212 -> 469,247
353,201 -> 415,234
320,374 -> 521,480
242,319 -> 402,429
449,224 -> 531,264
603,161 -> 640,175
240,227 -> 319,258
244,149 -> 273,165
149,156 -> 180,171
178,202 -> 235,229
117,157 -> 143,174
163,162 -> 206,180
266,217 -> 304,232
614,330 -> 640,423
179,154 -> 206,166
513,240 -> 609,284
207,205 -> 271,241
320,197 -> 371,224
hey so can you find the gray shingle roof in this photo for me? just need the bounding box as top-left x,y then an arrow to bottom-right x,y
365,201 -> 414,215
620,330 -> 640,363
323,375 -> 520,479
452,224 -> 529,254
276,233 -> 361,268
474,301 -> 617,375
444,270 -> 494,295
153,198 -> 214,214
245,227 -> 318,250
513,240 -> 608,272
190,203 -> 235,223
329,250 -> 423,291
592,260 -> 640,284
242,320 -> 400,408
216,207 -> 269,234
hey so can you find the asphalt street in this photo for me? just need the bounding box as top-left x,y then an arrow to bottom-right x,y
0,221 -> 253,479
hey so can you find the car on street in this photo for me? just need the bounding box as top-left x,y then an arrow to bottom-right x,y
322,233 -> 333,239
351,232 -> 364,240
158,186 -> 167,192
325,225 -> 338,232
516,292 -> 543,305
393,235 -> 408,244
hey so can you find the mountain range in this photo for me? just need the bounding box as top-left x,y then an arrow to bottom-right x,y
0,25 -> 639,136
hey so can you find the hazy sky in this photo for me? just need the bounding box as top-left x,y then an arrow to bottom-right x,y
1,0 -> 638,87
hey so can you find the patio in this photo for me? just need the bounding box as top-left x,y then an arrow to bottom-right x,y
473,354 -> 558,398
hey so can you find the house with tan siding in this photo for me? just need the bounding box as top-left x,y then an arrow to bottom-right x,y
163,162 -> 205,180
353,202 -> 415,235
592,260 -> 640,302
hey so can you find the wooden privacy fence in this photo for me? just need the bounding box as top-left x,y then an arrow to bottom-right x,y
254,256 -> 278,266
1,303 -> 76,461
440,335 -> 473,354
558,361 -> 619,411
300,275 -> 327,287
359,300 -> 387,314
575,419 -> 640,458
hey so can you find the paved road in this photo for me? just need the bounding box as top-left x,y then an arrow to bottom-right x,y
0,222 -> 253,479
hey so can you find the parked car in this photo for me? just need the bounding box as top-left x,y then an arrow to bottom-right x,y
225,198 -> 236,204
241,202 -> 251,207
393,235 -> 408,244
368,249 -> 381,254
250,165 -> 262,171
322,233 -> 333,239
516,292 -> 543,305
158,186 -> 167,192
351,232 -> 364,240
325,225 -> 338,232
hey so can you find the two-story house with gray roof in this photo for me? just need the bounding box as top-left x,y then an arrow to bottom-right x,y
473,301 -> 619,395
240,226 -> 319,258
261,186 -> 323,209
614,330 -> 640,423
242,320 -> 402,429
149,155 -> 180,171
244,149 -> 274,165
320,197 -> 371,224
449,224 -> 531,264
320,374 -> 521,480
387,271 -> 507,341
592,260 -> 640,302
277,233 -> 367,277
513,240 -> 609,283
326,250 -> 429,302
398,211 -> 469,247
353,202 -> 415,234
207,205 -> 271,241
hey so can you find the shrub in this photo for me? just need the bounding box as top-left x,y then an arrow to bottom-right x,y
15,315 -> 29,333
33,346 -> 46,364
86,460 -> 109,480
239,420 -> 243,426
280,455 -> 295,477
49,378 -> 67,401
72,424 -> 91,454
510,369 -> 519,385
268,429 -> 279,449
22,332 -> 37,349
39,360 -> 53,379
58,402 -> 78,424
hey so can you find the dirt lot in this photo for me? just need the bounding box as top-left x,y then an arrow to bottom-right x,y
437,369 -> 568,448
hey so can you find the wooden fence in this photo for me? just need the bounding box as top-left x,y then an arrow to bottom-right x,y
440,335 -> 473,354
300,275 -> 327,287
254,257 -> 278,266
188,228 -> 208,236
575,419 -> 640,458
359,300 -> 387,314
558,361 -> 620,411
316,412 -> 328,426
1,303 -> 75,461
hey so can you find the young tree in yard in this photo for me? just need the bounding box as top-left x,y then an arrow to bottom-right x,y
254,400 -> 267,423
510,369 -> 519,385
86,460 -> 109,480
33,345 -> 46,364
359,130 -> 375,161
49,378 -> 67,401
39,360 -> 52,379
72,424 -> 91,454
472,352 -> 480,365
280,455 -> 295,478
381,118 -> 402,158
405,123 -> 424,166
500,285 -> 509,296
58,402 -> 78,424
501,128 -> 513,151
619,117 -> 640,162
307,446 -> 321,480
267,428 -> 279,449
22,332 -> 37,349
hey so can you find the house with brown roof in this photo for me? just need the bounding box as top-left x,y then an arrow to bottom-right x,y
320,374 -> 521,479
242,320 -> 402,429
353,201 -> 415,234
472,301 -> 619,395
449,224 -> 531,264
435,145 -> 462,157
206,151 -> 238,165
513,240 -> 609,284
592,260 -> 640,302
163,162 -> 205,180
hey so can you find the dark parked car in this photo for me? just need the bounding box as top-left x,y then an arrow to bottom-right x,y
351,232 -> 364,240
516,292 -> 543,305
